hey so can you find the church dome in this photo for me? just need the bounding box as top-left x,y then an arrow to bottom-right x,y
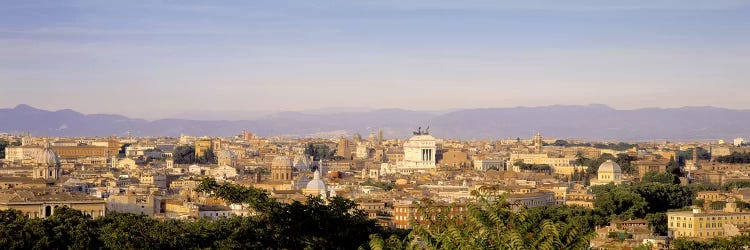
216,149 -> 236,159
294,155 -> 311,169
598,160 -> 621,174
306,170 -> 326,191
35,143 -> 60,167
272,156 -> 293,167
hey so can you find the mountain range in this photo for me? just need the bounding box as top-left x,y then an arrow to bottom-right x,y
1,104 -> 749,141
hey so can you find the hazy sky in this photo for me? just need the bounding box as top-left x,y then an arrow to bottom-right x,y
1,0 -> 750,119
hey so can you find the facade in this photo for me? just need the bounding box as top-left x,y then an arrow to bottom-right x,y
53,145 -> 119,159
634,160 -> 668,179
32,143 -> 61,181
271,156 -> 293,181
194,139 -> 213,158
473,159 -> 505,171
0,189 -> 106,219
383,134 -> 438,174
439,150 -> 470,168
393,201 -> 467,229
216,148 -> 237,167
508,153 -> 582,176
668,205 -> 750,239
591,160 -> 624,185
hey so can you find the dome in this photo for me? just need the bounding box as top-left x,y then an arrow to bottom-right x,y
216,149 -> 236,159
272,156 -> 293,167
294,155 -> 311,168
305,170 -> 326,191
35,143 -> 59,167
598,160 -> 621,174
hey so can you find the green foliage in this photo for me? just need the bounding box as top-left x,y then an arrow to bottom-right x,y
0,139 -> 8,159
677,147 -> 711,162
197,178 -> 385,249
716,152 -> 750,163
710,201 -> 727,211
591,184 -> 648,219
577,153 -> 615,175
641,171 -> 679,184
387,196 -> 595,250
722,180 -> 750,191
173,145 -> 195,164
666,156 -> 683,177
552,140 -> 569,147
592,182 -> 695,220
513,161 -> 552,171
304,143 -> 337,161
614,153 -> 637,174
645,212 -> 667,236
361,179 -> 395,191
671,235 -> 750,250
0,139 -> 20,159
593,142 -> 638,151
0,181 -> 395,250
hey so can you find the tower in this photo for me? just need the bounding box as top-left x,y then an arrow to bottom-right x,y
533,132 -> 543,153
377,128 -> 383,145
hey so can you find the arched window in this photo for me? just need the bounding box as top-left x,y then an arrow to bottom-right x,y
45,206 -> 52,217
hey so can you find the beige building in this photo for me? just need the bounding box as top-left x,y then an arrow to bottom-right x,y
0,189 -> 106,219
194,139 -> 213,158
473,159 -> 505,171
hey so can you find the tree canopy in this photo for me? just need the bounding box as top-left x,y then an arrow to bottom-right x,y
173,145 -> 196,164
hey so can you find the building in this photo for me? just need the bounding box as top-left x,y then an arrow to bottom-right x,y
216,148 -> 237,167
393,201 -> 467,229
439,149 -> 470,169
508,153 -> 583,176
734,138 -> 745,147
634,159 -> 668,179
271,156 -> 293,181
667,205 -> 750,239
302,169 -> 327,198
382,131 -> 438,174
591,160 -> 625,186
194,139 -> 213,158
106,194 -> 159,216
32,142 -> 61,181
473,159 -> 505,171
0,189 -> 106,219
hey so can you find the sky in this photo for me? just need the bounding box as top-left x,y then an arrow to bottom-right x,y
1,0 -> 750,119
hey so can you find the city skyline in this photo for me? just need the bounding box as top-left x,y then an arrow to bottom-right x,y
2,1 -> 750,118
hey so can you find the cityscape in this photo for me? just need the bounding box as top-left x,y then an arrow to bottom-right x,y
2,1 -> 750,250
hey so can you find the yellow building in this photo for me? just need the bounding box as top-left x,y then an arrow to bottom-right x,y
667,205 -> 750,239
194,139 -> 213,158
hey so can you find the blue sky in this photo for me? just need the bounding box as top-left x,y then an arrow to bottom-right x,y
1,0 -> 749,118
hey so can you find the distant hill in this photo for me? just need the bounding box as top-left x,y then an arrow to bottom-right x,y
1,104 -> 749,140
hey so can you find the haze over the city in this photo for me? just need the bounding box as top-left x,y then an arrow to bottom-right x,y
2,0 -> 750,119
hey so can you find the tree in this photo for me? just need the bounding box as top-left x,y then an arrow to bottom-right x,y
552,140 -> 569,147
717,152 -> 750,163
591,184 -> 647,219
304,143 -> 337,161
645,213 -> 667,236
615,153 -> 637,174
641,171 -> 679,184
391,195 -> 594,250
0,139 -> 8,159
173,145 -> 195,164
